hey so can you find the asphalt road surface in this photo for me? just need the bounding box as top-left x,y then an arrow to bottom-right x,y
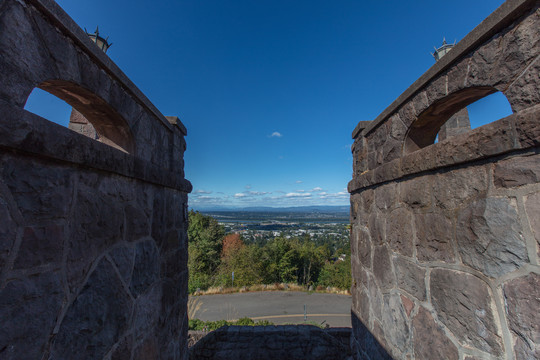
190,291 -> 352,327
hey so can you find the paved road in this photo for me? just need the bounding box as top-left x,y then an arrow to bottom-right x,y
190,291 -> 352,327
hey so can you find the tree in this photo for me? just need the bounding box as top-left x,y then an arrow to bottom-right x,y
187,211 -> 225,291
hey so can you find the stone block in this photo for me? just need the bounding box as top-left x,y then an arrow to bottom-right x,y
373,159 -> 401,184
447,57 -> 471,93
13,224 -> 64,269
503,272 -> 540,360
399,176 -> 432,209
372,245 -> 395,292
359,188 -> 374,217
412,306 -> 458,360
367,149 -> 382,170
506,58 -> 540,112
353,226 -> 372,269
109,245 -> 135,286
394,257 -> 426,301
389,113 -> 407,141
465,37 -> 500,88
525,192 -> 540,258
366,271 -> 383,321
433,165 -> 487,210
132,283 -> 162,341
67,182 -> 124,291
0,194 -> 17,270
381,293 -> 410,354
494,154 -> 540,188
51,258 -> 133,360
430,268 -> 503,355
456,198 -> 528,278
400,295 -> 414,318
425,74 -> 448,104
398,102 -> 416,128
132,335 -> 159,360
375,182 -> 398,211
368,212 -> 385,245
110,336 -> 133,360
1,157 -> 73,221
382,137 -> 401,163
386,207 -> 413,257
367,125 -> 388,154
0,272 -> 63,360
411,90 -> 430,117
514,104 -> 540,148
414,212 -> 455,263
30,5 -> 81,84
130,240 -> 160,298
0,1 -> 57,102
125,203 -> 151,242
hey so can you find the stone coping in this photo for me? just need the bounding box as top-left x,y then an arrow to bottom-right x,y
27,0 -> 187,136
0,100 -> 192,193
352,0 -> 537,139
348,105 -> 539,193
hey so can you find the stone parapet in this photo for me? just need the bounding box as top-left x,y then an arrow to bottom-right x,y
349,1 -> 540,359
189,325 -> 352,360
0,0 -> 191,359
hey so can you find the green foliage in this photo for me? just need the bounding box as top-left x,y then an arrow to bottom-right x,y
188,317 -> 274,330
188,211 -> 225,291
317,254 -> 352,290
188,212 -> 351,292
216,244 -> 263,287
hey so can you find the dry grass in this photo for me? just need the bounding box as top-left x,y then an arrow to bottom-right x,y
187,296 -> 204,319
193,283 -> 350,296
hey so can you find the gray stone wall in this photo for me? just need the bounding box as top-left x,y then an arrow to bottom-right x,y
0,0 -> 191,359
349,1 -> 540,359
189,325 -> 352,360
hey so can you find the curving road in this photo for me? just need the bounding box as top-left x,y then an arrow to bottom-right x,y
190,291 -> 352,327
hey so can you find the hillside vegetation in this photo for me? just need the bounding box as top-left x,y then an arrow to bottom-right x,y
188,211 -> 351,294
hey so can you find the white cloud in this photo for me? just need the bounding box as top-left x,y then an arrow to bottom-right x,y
295,180 -> 303,184
234,193 -> 247,198
245,185 -> 252,189
270,132 -> 282,138
194,189 -> 212,194
247,191 -> 271,196
285,192 -> 312,198
311,187 -> 323,192
297,189 -> 305,192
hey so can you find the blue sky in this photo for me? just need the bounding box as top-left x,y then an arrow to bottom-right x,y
25,0 -> 511,209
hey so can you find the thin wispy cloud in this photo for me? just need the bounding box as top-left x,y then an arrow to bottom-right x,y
269,131 -> 282,138
194,189 -> 212,194
247,191 -> 271,196
311,187 -> 324,192
295,180 -> 303,184
285,192 -> 312,198
245,185 -> 252,189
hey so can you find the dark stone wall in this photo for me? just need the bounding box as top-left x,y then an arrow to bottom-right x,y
189,325 -> 351,360
0,0 -> 191,359
349,1 -> 540,359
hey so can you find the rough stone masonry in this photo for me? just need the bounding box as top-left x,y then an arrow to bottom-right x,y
348,0 -> 540,359
0,0 -> 192,359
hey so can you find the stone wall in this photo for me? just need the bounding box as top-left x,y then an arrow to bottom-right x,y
0,0 -> 192,359
349,0 -> 539,359
189,325 -> 351,360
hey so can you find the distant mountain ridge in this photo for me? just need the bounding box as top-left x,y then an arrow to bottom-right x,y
192,205 -> 350,213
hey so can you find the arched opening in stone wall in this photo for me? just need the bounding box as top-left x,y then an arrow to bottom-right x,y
24,80 -> 135,153
404,87 -> 513,154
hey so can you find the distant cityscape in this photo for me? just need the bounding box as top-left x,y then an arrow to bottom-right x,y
199,206 -> 350,246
